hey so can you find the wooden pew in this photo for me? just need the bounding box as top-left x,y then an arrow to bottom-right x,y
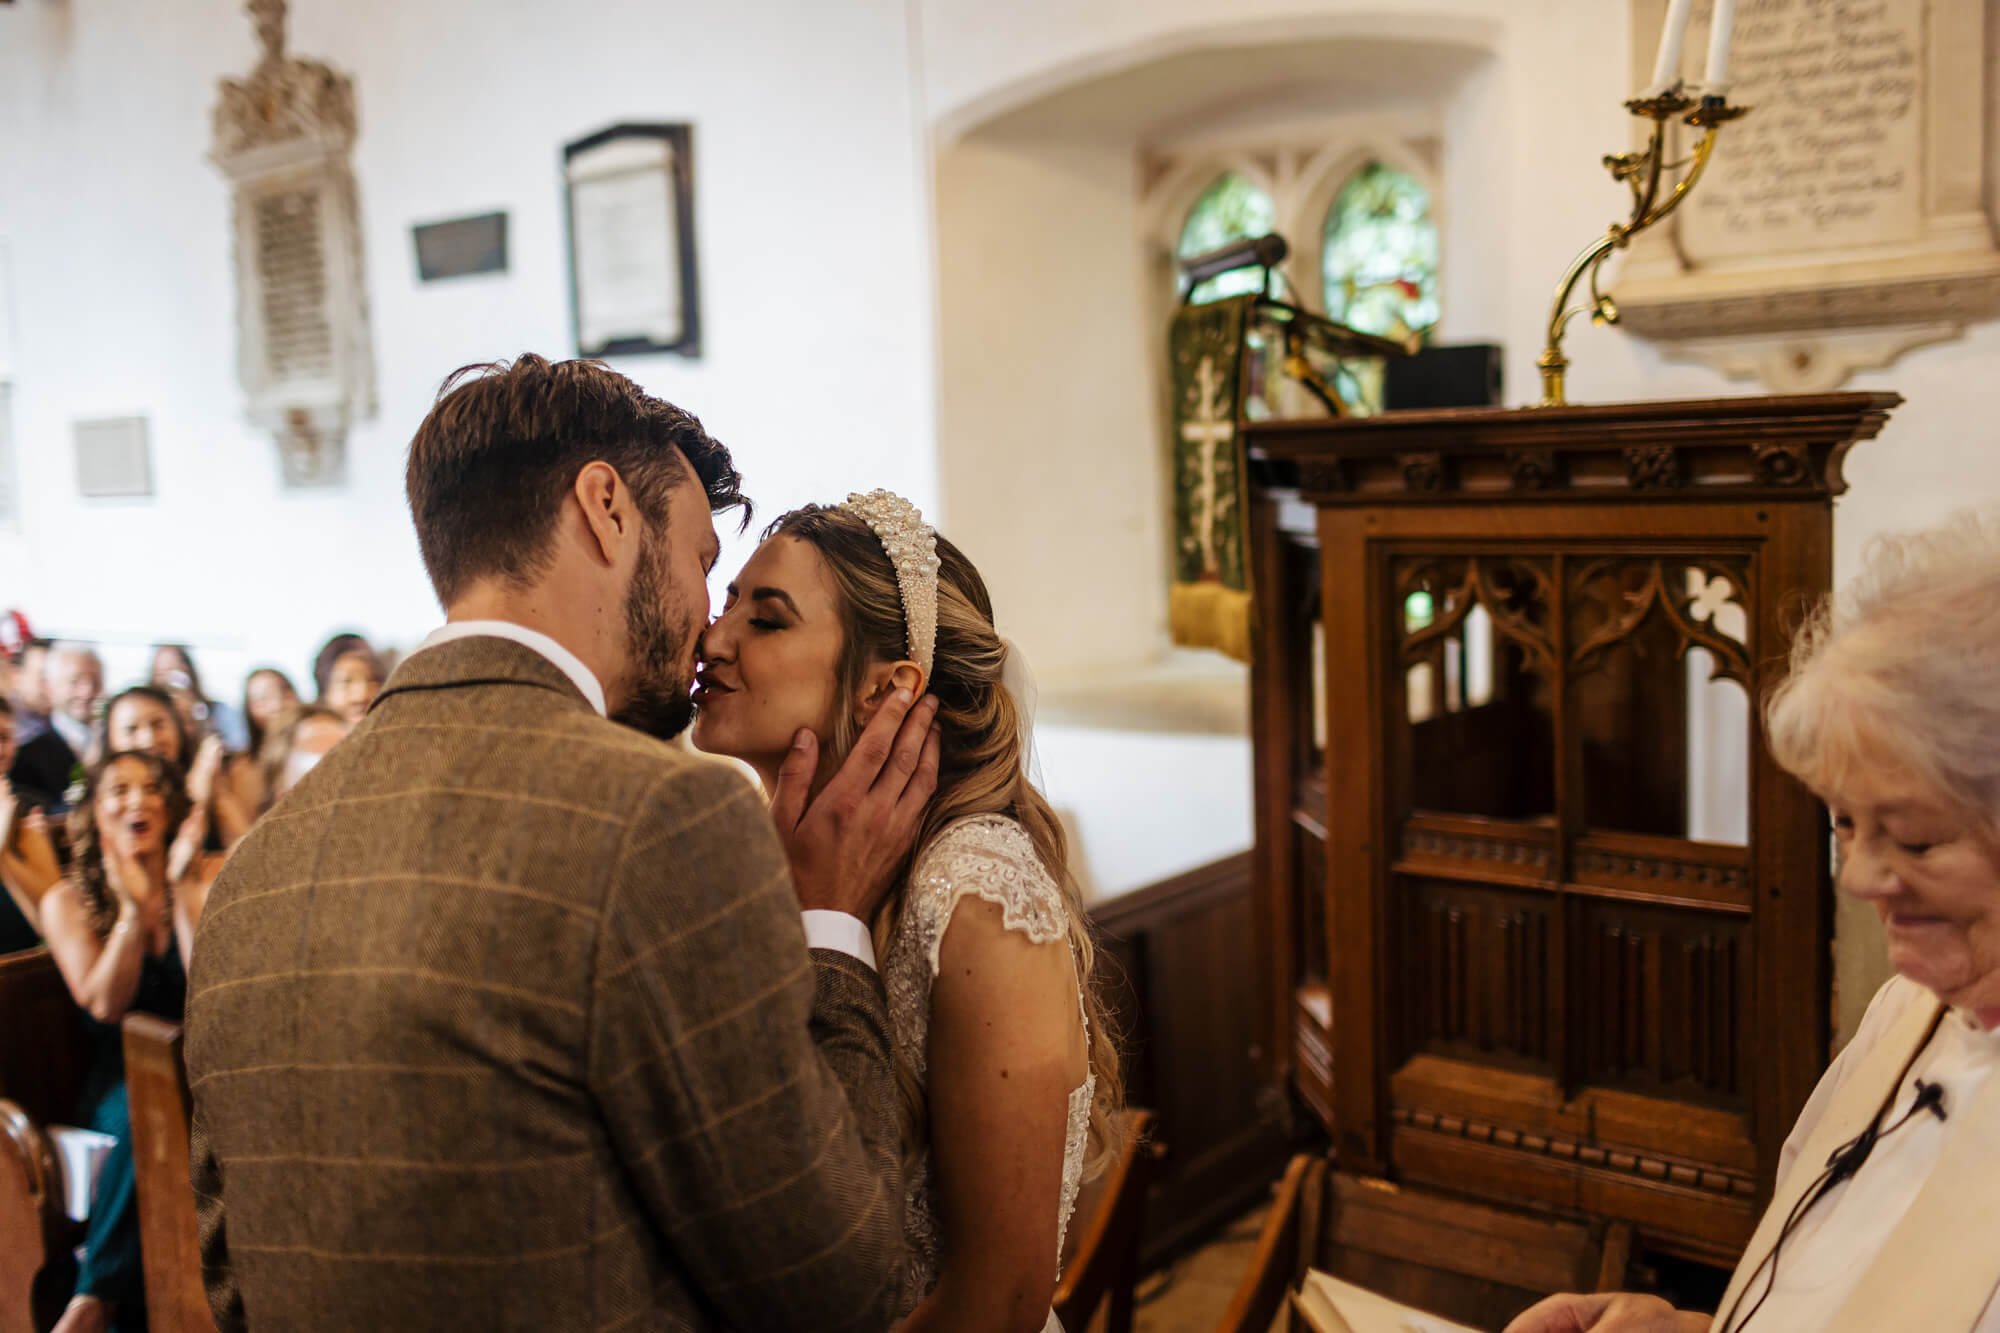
1053,1109 -> 1162,1333
122,1016 -> 215,1333
0,949 -> 89,1129
1218,1157 -> 1633,1333
0,948 -> 90,1333
0,1099 -> 79,1333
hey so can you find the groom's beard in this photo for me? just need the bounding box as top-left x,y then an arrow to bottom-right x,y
612,540 -> 697,741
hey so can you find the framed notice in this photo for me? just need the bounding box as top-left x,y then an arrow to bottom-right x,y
564,124 -> 701,358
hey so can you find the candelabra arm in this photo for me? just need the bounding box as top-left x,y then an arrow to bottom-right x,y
1537,93 -> 1746,408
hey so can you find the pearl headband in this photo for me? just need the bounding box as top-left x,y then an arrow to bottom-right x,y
838,489 -> 940,677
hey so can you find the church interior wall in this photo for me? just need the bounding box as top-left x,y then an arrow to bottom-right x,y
0,0 -> 937,695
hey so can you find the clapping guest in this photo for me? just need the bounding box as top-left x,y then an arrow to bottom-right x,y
10,642 -> 102,813
41,752 -> 220,1333
103,686 -> 253,878
150,643 -> 248,752
322,645 -> 385,725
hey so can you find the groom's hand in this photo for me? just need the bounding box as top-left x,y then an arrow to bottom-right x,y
771,688 -> 942,921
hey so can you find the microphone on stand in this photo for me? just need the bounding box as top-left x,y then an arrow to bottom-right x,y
1178,234 -> 1289,294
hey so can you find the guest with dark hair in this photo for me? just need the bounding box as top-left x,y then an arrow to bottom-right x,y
40,751 -> 220,1333
9,637 -> 54,735
311,632 -> 372,702
241,667 -> 300,760
0,697 -> 54,952
11,642 -> 102,814
102,686 -> 254,878
149,644 -> 247,752
322,644 -> 385,725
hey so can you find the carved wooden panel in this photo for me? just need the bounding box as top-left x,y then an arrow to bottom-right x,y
1578,901 -> 1745,1107
1400,880 -> 1555,1073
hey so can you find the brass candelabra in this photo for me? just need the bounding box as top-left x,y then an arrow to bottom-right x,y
1537,88 -> 1750,407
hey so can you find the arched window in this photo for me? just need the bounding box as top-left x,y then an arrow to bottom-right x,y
1319,160 -> 1438,414
1177,172 -> 1275,304
1321,160 -> 1439,341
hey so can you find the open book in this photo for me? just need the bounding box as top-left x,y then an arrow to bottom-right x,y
1291,1270 -> 1484,1333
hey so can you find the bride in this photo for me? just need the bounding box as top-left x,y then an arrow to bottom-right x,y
692,490 -> 1124,1332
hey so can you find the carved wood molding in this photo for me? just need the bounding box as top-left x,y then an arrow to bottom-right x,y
1392,1106 -> 1757,1199
1569,556 -> 1753,685
1399,821 -> 1556,878
1247,393 -> 1898,505
1571,846 -> 1749,895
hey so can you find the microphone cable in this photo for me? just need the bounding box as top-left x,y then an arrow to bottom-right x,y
1716,1006 -> 1951,1333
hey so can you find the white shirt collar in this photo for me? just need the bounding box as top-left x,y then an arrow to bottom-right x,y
50,711 -> 91,757
413,620 -> 607,717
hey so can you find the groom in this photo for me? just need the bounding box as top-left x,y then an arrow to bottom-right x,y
185,355 -> 939,1331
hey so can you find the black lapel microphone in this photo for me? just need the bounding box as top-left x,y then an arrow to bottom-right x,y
1717,1010 -> 1952,1333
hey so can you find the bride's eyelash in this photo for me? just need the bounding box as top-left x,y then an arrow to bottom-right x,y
749,618 -> 784,631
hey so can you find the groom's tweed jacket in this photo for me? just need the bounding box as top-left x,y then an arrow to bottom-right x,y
185,636 -> 905,1331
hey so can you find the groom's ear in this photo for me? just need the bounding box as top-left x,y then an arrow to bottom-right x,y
854,661 -> 926,727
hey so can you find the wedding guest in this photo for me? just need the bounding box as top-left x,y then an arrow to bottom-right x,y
9,636 -> 53,734
11,642 -> 102,813
150,644 -> 248,751
0,699 -> 50,951
241,667 -> 300,759
41,751 -> 220,1333
322,645 -> 385,725
1509,509 -> 2000,1333
259,704 -> 348,807
102,686 -> 252,877
310,631 -> 372,702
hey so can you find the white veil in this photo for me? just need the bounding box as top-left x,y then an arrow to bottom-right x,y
999,635 -> 1045,792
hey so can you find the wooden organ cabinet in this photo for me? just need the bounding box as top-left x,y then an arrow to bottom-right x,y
1241,394 -> 1897,1266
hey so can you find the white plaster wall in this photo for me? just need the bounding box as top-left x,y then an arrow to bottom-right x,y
0,0 -> 935,695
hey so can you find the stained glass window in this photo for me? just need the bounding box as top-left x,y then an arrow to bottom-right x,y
1177,173 -> 1275,304
1322,161 -> 1439,339
1319,161 -> 1439,415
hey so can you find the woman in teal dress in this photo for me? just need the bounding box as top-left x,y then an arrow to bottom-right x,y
39,751 -> 221,1333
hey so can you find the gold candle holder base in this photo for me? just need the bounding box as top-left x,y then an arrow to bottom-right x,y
1537,88 -> 1750,407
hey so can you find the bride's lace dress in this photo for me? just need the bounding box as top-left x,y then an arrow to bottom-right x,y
881,813 -> 1095,1330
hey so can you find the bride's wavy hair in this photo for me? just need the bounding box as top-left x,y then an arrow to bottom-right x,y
767,504 -> 1125,1176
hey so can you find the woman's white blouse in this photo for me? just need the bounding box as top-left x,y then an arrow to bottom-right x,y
1729,975 -> 2000,1330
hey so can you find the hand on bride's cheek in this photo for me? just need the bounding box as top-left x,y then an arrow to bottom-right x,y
692,535 -> 849,777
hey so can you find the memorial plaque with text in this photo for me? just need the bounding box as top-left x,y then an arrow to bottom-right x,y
1679,0 -> 1924,260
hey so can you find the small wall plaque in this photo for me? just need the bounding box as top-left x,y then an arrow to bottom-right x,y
564,123 -> 701,358
74,416 -> 154,499
413,212 -> 509,282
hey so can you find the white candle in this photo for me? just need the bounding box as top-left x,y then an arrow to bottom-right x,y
1705,0 -> 1739,90
1650,0 -> 1697,92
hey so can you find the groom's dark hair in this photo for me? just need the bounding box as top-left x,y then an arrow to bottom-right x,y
405,354 -> 749,605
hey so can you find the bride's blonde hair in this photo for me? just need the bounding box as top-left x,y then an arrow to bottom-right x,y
766,504 -> 1126,1176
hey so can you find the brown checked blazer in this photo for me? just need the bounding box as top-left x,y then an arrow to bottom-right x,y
184,636 -> 906,1331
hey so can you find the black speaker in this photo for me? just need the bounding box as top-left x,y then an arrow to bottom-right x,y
1383,344 -> 1503,410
